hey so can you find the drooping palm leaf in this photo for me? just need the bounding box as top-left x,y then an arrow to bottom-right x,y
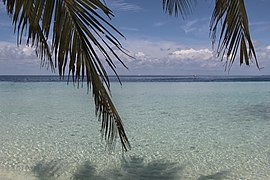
210,0 -> 258,70
163,0 -> 258,70
2,0 -> 130,151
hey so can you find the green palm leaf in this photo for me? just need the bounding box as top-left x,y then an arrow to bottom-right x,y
163,0 -> 258,70
210,0 -> 258,70
3,0 -> 130,151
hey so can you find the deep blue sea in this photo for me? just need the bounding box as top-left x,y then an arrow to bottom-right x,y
0,75 -> 270,179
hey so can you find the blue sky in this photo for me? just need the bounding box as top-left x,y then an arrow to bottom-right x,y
0,0 -> 270,75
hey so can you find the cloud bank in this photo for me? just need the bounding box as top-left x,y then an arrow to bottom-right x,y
0,42 -> 52,74
0,39 -> 269,75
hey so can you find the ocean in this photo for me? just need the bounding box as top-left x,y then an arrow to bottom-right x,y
0,75 -> 270,179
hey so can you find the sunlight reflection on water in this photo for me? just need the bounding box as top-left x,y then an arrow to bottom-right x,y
0,82 -> 270,179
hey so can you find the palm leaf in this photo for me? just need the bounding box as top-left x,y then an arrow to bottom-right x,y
3,0 -> 130,151
163,0 -> 258,70
210,0 -> 259,70
162,0 -> 196,17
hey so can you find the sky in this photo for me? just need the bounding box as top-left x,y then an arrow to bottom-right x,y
0,0 -> 270,75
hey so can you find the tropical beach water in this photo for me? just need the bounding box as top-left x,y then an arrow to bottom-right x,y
0,76 -> 270,179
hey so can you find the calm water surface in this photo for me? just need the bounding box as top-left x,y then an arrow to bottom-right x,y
0,80 -> 270,179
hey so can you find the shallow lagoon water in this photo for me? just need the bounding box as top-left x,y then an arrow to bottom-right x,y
0,81 -> 270,179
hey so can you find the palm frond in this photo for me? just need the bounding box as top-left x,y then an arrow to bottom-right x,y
162,0 -> 196,17
210,0 -> 259,70
3,0 -> 54,69
3,0 -> 130,151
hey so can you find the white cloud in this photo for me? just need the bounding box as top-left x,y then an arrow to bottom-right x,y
106,0 -> 142,12
169,48 -> 213,60
167,48 -> 219,69
109,38 -> 270,75
154,21 -> 171,27
109,39 -> 223,74
181,18 -> 209,34
182,20 -> 198,33
256,45 -> 270,66
250,21 -> 270,33
1,38 -> 269,75
135,51 -> 145,58
120,26 -> 139,32
0,42 -> 37,62
0,42 -> 53,75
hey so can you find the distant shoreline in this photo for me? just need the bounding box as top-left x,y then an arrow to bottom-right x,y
1,75 -> 270,82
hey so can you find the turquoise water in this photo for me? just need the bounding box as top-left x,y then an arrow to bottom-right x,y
0,81 -> 270,179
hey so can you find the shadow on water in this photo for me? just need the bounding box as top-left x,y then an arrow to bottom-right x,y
197,171 -> 229,180
241,104 -> 270,121
32,160 -> 61,180
31,157 -> 230,179
72,156 -> 184,180
72,161 -> 105,180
